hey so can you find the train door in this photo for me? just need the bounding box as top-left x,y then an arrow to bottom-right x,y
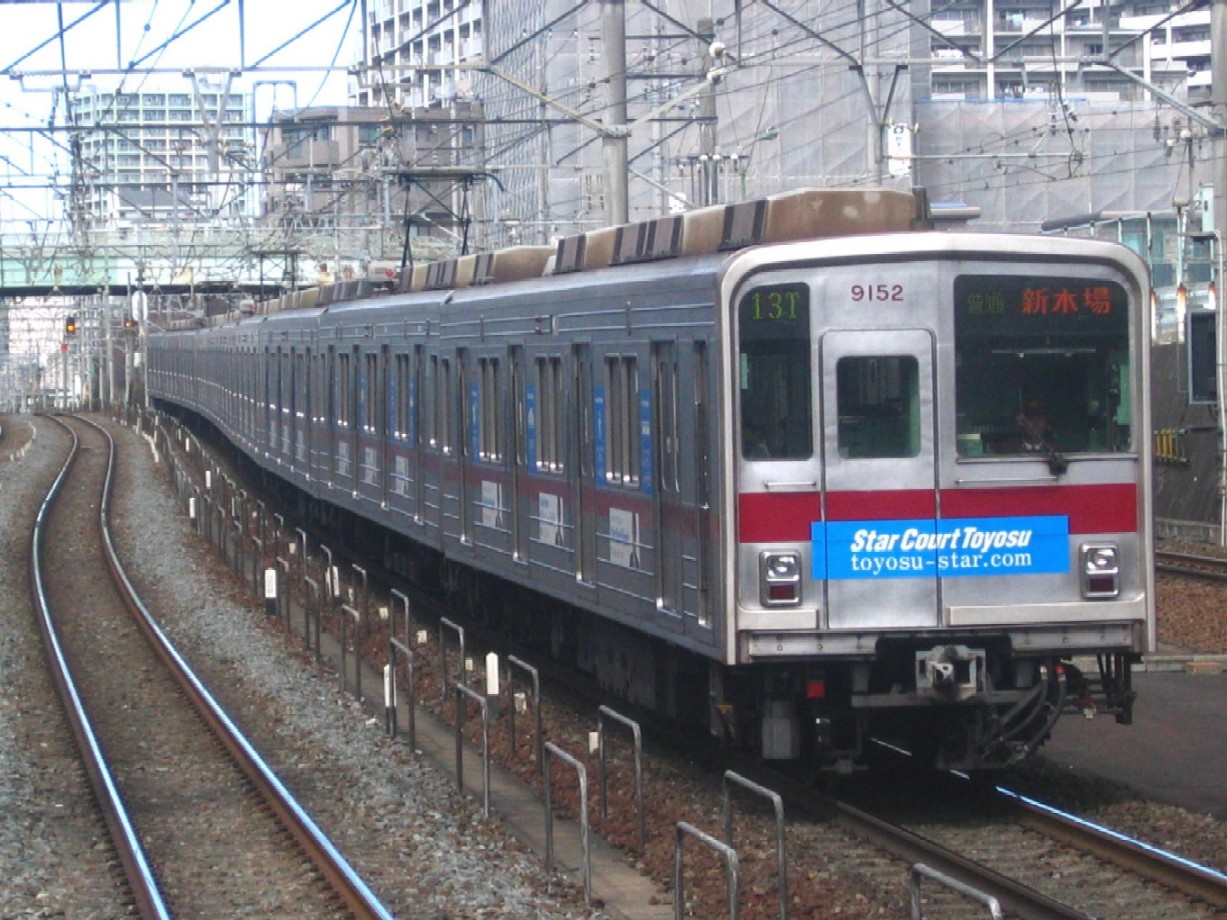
573,344 -> 597,584
357,347 -> 381,495
288,348 -> 298,471
691,340 -> 713,633
652,340 -> 684,618
280,349 -> 292,457
348,345 -> 361,490
413,345 -> 426,524
819,330 -> 939,629
326,346 -> 337,486
299,348 -> 311,472
510,345 -> 528,562
382,346 -> 396,510
457,347 -> 471,544
267,346 -> 279,458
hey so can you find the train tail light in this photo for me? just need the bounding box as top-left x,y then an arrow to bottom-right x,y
760,551 -> 802,606
1080,543 -> 1120,598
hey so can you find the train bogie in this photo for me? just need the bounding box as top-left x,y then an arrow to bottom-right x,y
148,187 -> 1153,772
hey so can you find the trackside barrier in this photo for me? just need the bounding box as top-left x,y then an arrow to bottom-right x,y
506,655 -> 542,772
275,557 -> 291,630
320,543 -> 335,602
251,536 -> 264,597
722,771 -> 787,920
909,864 -> 1003,919
597,705 -> 645,853
352,564 -> 369,640
230,519 -> 243,576
303,576 -> 323,666
339,604 -> 363,700
543,742 -> 591,906
383,665 -> 394,735
439,617 -> 466,701
295,527 -> 309,589
675,822 -> 740,920
388,589 -> 417,747
453,683 -> 492,817
255,500 -> 267,551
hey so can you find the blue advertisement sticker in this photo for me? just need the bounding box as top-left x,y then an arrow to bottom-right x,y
812,515 -> 1070,580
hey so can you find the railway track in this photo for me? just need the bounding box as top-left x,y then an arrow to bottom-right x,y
1156,547 -> 1227,581
31,414 -> 391,919
752,754 -> 1227,920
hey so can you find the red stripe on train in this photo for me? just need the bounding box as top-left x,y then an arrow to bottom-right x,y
738,483 -> 1138,544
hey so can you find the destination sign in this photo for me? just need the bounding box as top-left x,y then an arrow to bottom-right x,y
955,275 -> 1128,337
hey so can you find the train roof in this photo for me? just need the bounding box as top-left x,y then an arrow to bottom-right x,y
172,187 -> 925,332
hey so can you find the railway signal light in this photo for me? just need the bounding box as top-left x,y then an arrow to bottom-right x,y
65,315 -> 78,336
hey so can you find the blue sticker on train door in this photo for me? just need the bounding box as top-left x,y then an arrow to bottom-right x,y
639,389 -> 653,496
525,384 -> 538,470
469,382 -> 480,457
594,386 -> 606,484
813,515 -> 1070,580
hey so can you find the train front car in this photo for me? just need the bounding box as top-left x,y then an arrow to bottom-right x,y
722,232 -> 1153,772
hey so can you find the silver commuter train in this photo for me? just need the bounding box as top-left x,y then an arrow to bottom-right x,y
148,188 -> 1154,772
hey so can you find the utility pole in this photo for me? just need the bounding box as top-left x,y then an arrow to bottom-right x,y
1213,0 -> 1227,541
601,0 -> 629,225
697,18 -> 717,207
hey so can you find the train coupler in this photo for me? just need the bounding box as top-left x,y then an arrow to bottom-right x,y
915,644 -> 986,701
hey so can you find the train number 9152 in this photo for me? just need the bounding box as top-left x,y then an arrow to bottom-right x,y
850,283 -> 904,302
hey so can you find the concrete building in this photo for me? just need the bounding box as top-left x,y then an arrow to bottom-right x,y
69,78 -> 254,228
355,0 -> 482,110
340,0 -> 1210,257
261,102 -> 483,280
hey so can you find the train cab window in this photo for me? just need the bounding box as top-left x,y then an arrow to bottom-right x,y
737,283 -> 812,460
954,274 -> 1132,457
836,356 -> 920,459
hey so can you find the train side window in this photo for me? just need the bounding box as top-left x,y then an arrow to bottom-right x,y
737,283 -> 812,460
394,353 -> 410,440
835,356 -> 920,459
536,355 -> 565,472
361,352 -> 377,433
477,356 -> 502,462
336,351 -> 351,428
603,355 -> 641,487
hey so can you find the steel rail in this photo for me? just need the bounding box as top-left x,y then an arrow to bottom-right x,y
1156,548 -> 1227,582
767,769 -> 1088,920
1002,787 -> 1227,909
72,415 -> 394,920
31,415 -> 170,919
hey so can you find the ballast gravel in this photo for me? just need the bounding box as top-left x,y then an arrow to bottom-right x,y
0,414 -> 603,919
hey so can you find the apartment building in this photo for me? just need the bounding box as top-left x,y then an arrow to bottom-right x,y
70,79 -> 253,227
355,0 -> 481,110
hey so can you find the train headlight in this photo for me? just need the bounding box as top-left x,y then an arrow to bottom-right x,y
760,551 -> 802,606
1080,543 -> 1120,598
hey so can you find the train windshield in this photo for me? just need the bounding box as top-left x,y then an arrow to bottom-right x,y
953,274 -> 1132,456
738,283 -> 813,460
